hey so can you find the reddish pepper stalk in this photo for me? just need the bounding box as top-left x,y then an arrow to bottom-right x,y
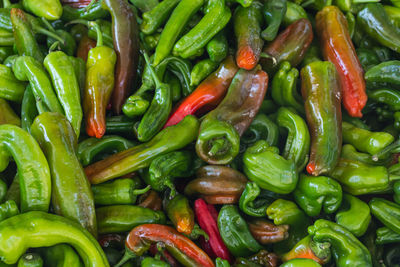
316,6 -> 367,118
164,56 -> 239,128
194,198 -> 232,263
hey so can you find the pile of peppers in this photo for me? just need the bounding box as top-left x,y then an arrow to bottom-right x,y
1,0 -> 400,266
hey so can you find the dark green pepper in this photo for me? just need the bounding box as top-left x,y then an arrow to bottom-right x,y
242,113 -> 279,147
261,0 -> 287,41
190,59 -> 219,87
206,31 -> 228,63
369,198 -> 400,235
365,60 -> 400,86
356,48 -> 380,71
376,227 -> 400,244
17,253 -> 43,267
61,1 -> 109,22
238,182 -> 273,217
38,244 -> 83,267
0,63 -> 26,102
140,0 -> 180,35
384,245 -> 400,267
47,30 -> 77,56
283,2 -> 308,25
0,200 -> 19,222
20,85 -> 37,134
367,88 -> 400,111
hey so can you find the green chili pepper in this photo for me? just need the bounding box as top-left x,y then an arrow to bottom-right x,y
280,259 -> 322,267
365,60 -> 400,85
341,144 -> 389,166
17,253 -> 43,267
22,0 -> 62,20
12,56 -> 63,114
47,30 -> 77,56
335,194 -> 370,237
216,258 -> 230,267
141,257 -> 169,267
385,5 -> 400,28
38,244 -> 83,267
308,219 -> 372,267
368,88 -> 400,111
190,59 -> 219,87
0,200 -> 19,222
218,205 -> 263,257
31,112 -> 97,237
0,64 -> 25,102
283,2 -> 308,25
165,71 -> 181,102
140,0 -> 180,35
61,1 -> 109,22
68,56 -> 86,95
242,113 -> 279,147
69,19 -> 114,49
20,85 -> 37,134
376,227 -> 400,244
206,31 -> 228,63
92,178 -> 150,206
96,205 -> 166,234
243,140 -> 298,194
293,174 -> 342,217
369,198 -> 400,235
0,125 -> 51,212
238,182 -> 273,217
0,211 -> 109,266
261,0 -> 287,41
165,194 -> 195,235
356,48 -> 380,71
153,0 -> 204,65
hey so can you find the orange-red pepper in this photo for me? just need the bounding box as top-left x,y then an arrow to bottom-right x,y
316,6 -> 367,118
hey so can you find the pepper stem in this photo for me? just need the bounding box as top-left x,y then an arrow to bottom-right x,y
208,139 -> 226,157
143,52 -> 162,88
165,180 -> 177,199
48,41 -> 60,53
89,21 -> 103,47
301,0 -> 315,7
131,185 -> 151,197
114,247 -> 137,267
34,27 -> 65,45
41,17 -> 56,33
389,173 -> 400,183
372,139 -> 400,162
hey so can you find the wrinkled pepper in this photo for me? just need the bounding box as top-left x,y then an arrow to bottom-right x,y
165,194 -> 195,235
242,113 -> 279,147
261,0 -> 287,41
248,219 -> 289,245
206,31 -> 228,63
0,200 -> 19,222
190,59 -> 219,87
239,182 -> 274,217
140,0 -> 180,35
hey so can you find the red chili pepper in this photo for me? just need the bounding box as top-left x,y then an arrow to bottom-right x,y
316,6 -> 367,118
77,35 -> 97,62
164,56 -> 239,128
194,198 -> 232,263
124,224 -> 215,267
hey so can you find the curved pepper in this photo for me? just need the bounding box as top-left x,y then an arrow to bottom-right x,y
260,18 -> 313,73
365,60 -> 400,86
61,1 -> 108,21
96,205 -> 166,234
12,56 -> 63,114
165,194 -> 195,235
218,205 -> 263,257
206,31 -> 228,63
102,0 -> 139,114
234,2 -> 263,70
335,193 -> 370,237
20,85 -> 37,134
140,0 -> 180,35
267,199 -> 310,254
369,198 -> 400,235
85,115 -> 199,184
376,227 -> 400,244
281,235 -> 331,265
22,0 -> 61,20
0,211 -> 109,266
31,112 -> 97,237
173,0 -> 231,59
301,61 -> 342,176
357,4 -> 400,54
164,56 -> 238,128
276,107 -> 310,171
242,113 -> 279,147
0,64 -> 25,102
341,144 -> 389,166
117,224 -> 214,267
0,124 -> 51,212
293,174 -> 342,217
0,200 -> 19,222
184,165 -> 248,204
77,136 -> 135,166
368,88 -> 400,112
308,219 -> 372,267
243,140 -> 298,194
283,2 -> 307,25
138,190 -> 163,211
316,6 -> 366,118
92,178 -> 150,205
196,67 -> 268,164
248,219 -> 289,245
17,253 -> 43,267
38,244 -> 82,267
238,182 -> 273,217
280,258 -> 322,267
44,51 -> 83,138
84,22 -> 117,138
0,99 -> 20,126
261,0 -> 287,41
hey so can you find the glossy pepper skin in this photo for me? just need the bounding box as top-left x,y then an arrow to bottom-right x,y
206,31 -> 228,63
17,253 -> 43,267
96,205 -> 166,234
164,56 -> 238,128
0,99 -> 20,126
22,0 -> 62,20
61,0 -> 108,21
119,224 -> 214,267
357,4 -> 400,54
196,67 -> 268,165
260,18 -> 313,73
308,219 -> 372,267
31,112 -> 97,237
243,140 -> 298,194
44,51 -> 83,138
140,0 -> 180,35
20,85 -> 37,134
218,205 -> 263,257
85,115 -> 199,184
376,227 -> 400,244
12,56 -> 63,114
0,64 -> 25,102
0,211 -> 109,266
77,35 -> 97,62
242,113 -> 279,147
173,0 -> 231,59
261,0 -> 287,41
281,235 -> 331,265
38,244 -> 82,267
234,2 -> 263,70
190,59 -> 219,87
0,124 -> 51,213
369,198 -> 400,235
165,194 -> 195,235
248,219 -> 289,245
281,258 -> 322,267
368,88 -> 400,112
335,194 -> 371,237
293,174 -> 342,217
0,200 -> 19,222
365,60 -> 400,85
239,182 -> 273,217
185,165 -> 248,205
301,61 -> 342,176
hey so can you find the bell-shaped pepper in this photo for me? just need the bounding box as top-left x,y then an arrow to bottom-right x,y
261,0 -> 287,41
276,107 -> 310,171
218,205 -> 263,257
96,205 -> 166,235
260,18 -> 313,74
267,199 -> 310,254
0,99 -> 20,126
308,219 -> 372,267
316,6 -> 366,118
271,62 -> 305,115
293,174 -> 342,217
335,193 -> 371,237
83,22 -> 117,138
165,194 -> 195,235
0,64 -> 26,103
31,112 -> 98,237
248,219 -> 289,245
301,61 -> 342,176
357,4 -> 400,54
234,2 -> 263,70
281,235 -> 331,265
369,198 -> 400,235
92,178 -> 150,206
84,115 -> 199,184
376,227 -> 400,244
239,182 -> 274,217
185,165 -> 248,205
196,67 -> 268,165
243,140 -> 298,194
